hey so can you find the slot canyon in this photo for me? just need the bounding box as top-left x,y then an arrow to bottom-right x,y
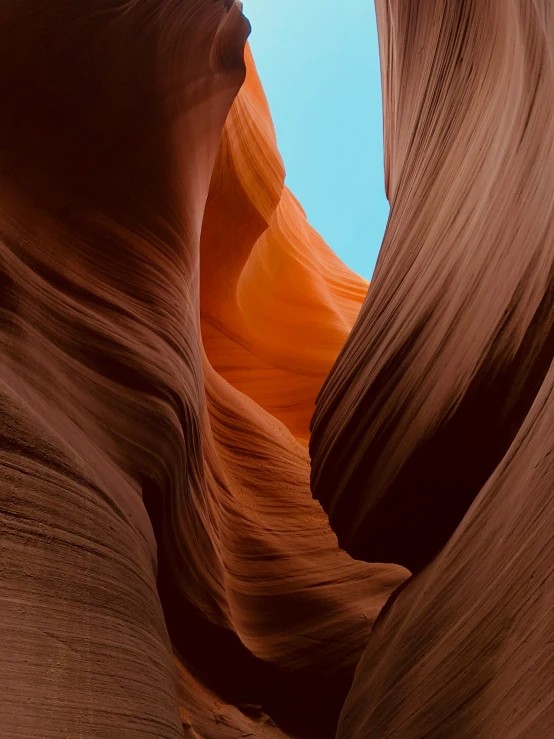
0,1 -> 552,737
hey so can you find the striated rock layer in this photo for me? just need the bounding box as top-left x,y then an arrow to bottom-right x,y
201,45 -> 368,445
311,0 -> 554,575
311,1 -> 554,737
337,362 -> 554,737
0,2 -> 406,738
1,0 -> 552,737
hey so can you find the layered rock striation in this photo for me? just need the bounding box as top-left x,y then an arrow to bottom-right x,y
0,2 -> 405,738
0,1 -> 552,738
311,1 -> 554,737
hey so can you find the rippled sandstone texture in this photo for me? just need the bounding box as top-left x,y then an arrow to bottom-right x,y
311,1 -> 554,737
1,0 -> 553,738
0,2 -> 406,738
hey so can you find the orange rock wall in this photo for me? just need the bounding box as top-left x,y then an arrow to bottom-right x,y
201,46 -> 368,445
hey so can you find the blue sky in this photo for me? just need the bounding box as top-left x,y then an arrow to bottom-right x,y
244,0 -> 388,280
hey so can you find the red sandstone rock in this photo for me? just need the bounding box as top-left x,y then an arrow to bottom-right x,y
311,1 -> 554,736
1,1 -> 552,737
0,3 -> 406,738
311,0 -> 554,574
337,364 -> 554,737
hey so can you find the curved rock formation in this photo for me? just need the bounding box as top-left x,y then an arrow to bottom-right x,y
337,362 -> 554,737
0,2 -> 250,736
0,3 -> 406,738
310,1 -> 554,737
201,45 -> 368,445
2,0 -> 552,737
311,0 -> 554,574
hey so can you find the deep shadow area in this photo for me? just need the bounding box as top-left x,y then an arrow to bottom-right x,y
142,480 -> 358,739
313,277 -> 554,574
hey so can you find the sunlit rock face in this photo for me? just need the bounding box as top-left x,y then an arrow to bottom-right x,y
0,2 -> 406,738
201,45 -> 369,446
311,1 -> 554,737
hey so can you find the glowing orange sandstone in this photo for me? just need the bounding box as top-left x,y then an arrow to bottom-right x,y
201,46 -> 368,445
